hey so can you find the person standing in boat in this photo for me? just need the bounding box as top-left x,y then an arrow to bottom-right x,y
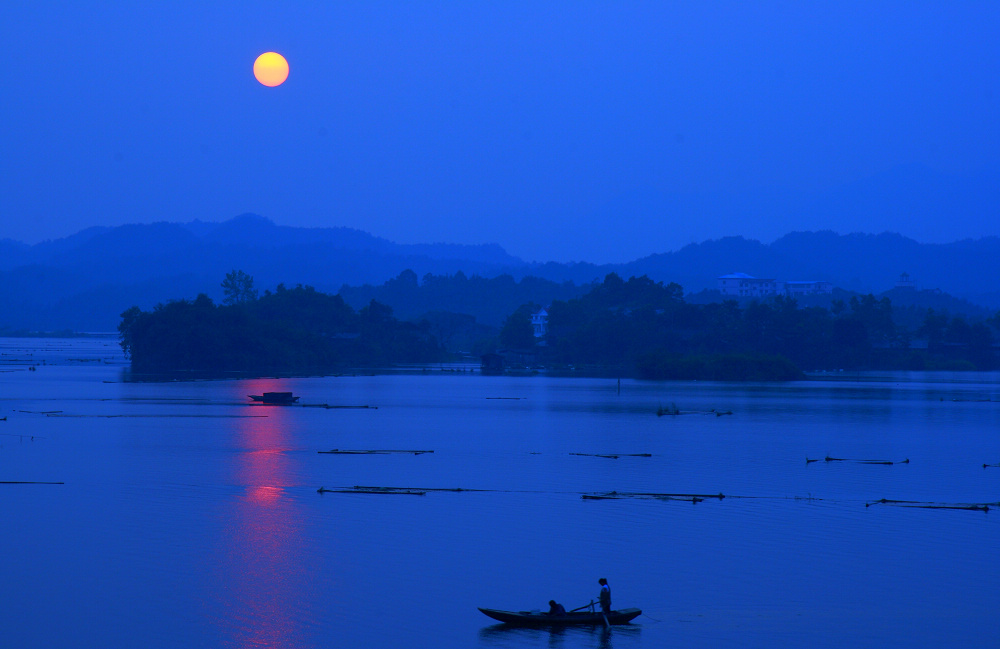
597,578 -> 611,613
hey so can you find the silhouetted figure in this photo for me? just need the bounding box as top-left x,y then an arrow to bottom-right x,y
598,578 -> 611,613
547,600 -> 566,616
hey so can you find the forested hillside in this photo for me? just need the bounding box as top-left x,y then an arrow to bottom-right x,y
529,274 -> 1000,376
118,283 -> 444,375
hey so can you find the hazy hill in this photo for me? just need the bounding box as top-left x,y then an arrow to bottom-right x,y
0,215 -> 996,333
0,215 -> 530,332
616,232 -> 1000,299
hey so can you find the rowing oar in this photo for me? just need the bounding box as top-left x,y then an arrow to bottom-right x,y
573,600 -> 610,627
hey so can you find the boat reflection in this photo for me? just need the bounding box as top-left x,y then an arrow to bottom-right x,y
478,622 -> 640,648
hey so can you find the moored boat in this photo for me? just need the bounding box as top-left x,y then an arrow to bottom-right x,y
248,392 -> 299,404
478,607 -> 641,626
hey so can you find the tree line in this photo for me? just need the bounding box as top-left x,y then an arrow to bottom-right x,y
118,271 -> 444,374
503,273 -> 999,378
119,270 -> 999,379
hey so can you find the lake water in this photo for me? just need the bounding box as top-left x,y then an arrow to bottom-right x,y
2,338 -> 998,648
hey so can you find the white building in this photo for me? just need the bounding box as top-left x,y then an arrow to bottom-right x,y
784,280 -> 833,296
531,307 -> 549,338
717,273 -> 781,297
718,273 -> 832,297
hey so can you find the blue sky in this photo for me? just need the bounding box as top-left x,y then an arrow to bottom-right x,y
2,2 -> 997,263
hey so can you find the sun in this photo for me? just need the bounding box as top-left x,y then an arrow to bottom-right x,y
253,52 -> 289,87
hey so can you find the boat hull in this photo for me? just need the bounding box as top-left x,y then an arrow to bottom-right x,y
478,607 -> 641,626
248,392 -> 299,404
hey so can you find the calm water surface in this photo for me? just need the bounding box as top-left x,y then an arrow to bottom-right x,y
2,338 -> 998,648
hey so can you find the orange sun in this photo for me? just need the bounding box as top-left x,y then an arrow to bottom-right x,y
253,52 -> 289,87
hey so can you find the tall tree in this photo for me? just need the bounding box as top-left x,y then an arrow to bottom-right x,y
221,270 -> 258,305
499,304 -> 539,350
117,305 -> 143,359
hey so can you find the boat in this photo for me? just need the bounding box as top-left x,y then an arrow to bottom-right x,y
248,392 -> 299,404
478,607 -> 641,626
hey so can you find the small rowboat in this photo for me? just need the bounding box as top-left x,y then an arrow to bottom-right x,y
478,607 -> 641,626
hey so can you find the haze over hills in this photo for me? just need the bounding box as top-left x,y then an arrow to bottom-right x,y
0,214 -> 996,333
572,163 -> 1000,263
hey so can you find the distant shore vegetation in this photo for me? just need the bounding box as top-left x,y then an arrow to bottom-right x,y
118,270 -> 999,379
524,273 -> 999,377
118,272 -> 444,375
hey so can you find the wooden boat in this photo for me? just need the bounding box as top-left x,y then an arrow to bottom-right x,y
248,392 -> 299,404
478,607 -> 641,626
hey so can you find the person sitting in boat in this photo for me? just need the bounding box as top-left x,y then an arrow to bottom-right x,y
598,578 -> 611,613
546,600 -> 567,616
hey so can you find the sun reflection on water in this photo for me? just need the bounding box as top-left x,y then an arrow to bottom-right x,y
213,382 -> 310,648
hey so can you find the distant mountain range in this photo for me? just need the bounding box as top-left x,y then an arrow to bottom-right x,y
0,214 -> 996,332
